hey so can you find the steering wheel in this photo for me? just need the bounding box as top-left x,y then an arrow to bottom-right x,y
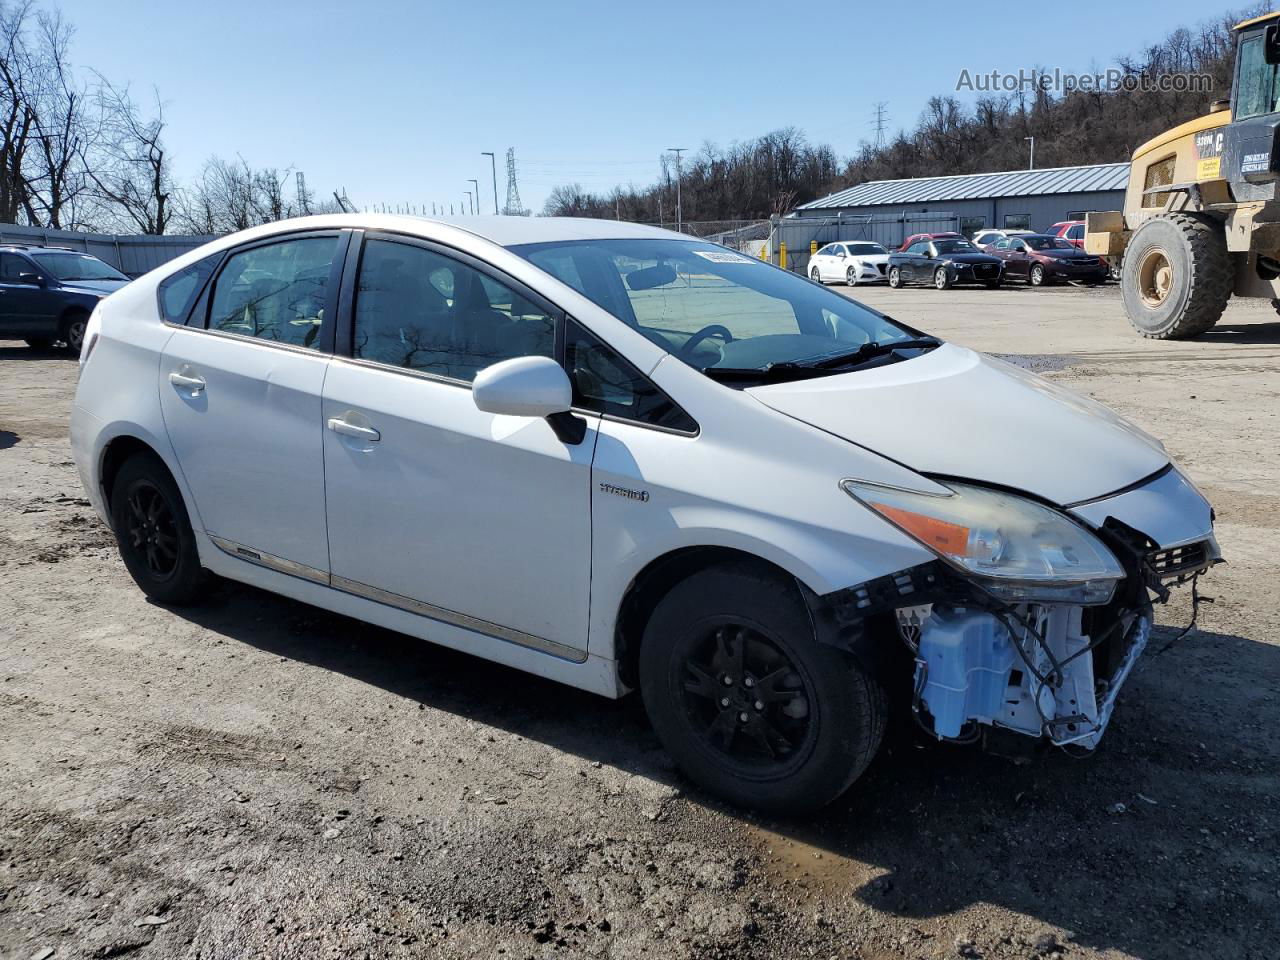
677,324 -> 734,359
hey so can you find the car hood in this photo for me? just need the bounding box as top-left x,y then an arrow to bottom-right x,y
852,254 -> 890,264
747,344 -> 1169,506
58,278 -> 129,295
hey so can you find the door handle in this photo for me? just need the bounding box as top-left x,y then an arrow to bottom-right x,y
168,371 -> 206,393
327,418 -> 381,442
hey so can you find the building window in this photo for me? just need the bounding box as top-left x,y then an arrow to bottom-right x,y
960,216 -> 986,237
1066,210 -> 1091,221
1003,214 -> 1032,230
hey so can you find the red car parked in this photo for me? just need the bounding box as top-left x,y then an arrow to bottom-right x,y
899,231 -> 962,252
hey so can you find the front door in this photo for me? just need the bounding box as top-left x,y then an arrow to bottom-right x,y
1004,239 -> 1031,279
159,231 -> 348,578
321,234 -> 596,658
0,253 -> 51,335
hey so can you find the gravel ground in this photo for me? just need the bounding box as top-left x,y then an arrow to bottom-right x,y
0,282 -> 1276,960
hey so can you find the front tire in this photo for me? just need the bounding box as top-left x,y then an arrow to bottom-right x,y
60,310 -> 89,356
887,266 -> 903,288
1029,264 -> 1047,286
1121,213 -> 1231,339
638,561 -> 886,814
933,266 -> 951,290
109,454 -> 206,606
846,266 -> 858,286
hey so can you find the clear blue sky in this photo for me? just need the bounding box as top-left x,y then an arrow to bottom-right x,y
61,0 -> 1229,215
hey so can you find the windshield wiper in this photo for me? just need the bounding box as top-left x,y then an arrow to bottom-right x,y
702,338 -> 941,383
769,337 -> 941,372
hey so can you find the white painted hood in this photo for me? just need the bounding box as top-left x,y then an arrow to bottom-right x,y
748,344 -> 1170,506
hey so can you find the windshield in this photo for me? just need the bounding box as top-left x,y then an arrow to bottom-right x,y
31,252 -> 127,282
511,238 -> 930,380
848,243 -> 886,255
933,239 -> 978,254
1025,236 -> 1073,251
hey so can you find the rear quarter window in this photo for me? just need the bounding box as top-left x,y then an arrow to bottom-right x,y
157,254 -> 222,325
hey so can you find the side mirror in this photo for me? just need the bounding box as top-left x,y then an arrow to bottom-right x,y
472,355 -> 585,444
17,272 -> 43,286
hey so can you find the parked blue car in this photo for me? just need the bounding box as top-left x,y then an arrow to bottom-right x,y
0,246 -> 129,353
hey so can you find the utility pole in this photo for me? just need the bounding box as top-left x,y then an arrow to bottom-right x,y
668,147 -> 687,232
468,179 -> 480,215
481,152 -> 499,214
1025,136 -> 1035,170
464,191 -> 472,215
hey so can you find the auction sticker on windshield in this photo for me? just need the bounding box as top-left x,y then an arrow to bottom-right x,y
692,250 -> 755,264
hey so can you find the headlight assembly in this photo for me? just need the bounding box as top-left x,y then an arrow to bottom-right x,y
842,479 -> 1124,604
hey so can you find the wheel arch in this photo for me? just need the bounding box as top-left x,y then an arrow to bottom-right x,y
612,546 -> 807,690
94,426 -> 198,534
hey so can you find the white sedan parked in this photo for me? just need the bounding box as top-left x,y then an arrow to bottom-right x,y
809,241 -> 890,285
71,215 -> 1218,813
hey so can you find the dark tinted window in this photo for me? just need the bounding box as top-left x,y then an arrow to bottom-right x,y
30,252 -> 126,281
208,236 -> 338,349
354,238 -> 556,381
157,254 -> 221,325
0,252 -> 34,281
566,321 -> 696,432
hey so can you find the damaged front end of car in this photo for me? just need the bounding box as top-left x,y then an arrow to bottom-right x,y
808,466 -> 1220,752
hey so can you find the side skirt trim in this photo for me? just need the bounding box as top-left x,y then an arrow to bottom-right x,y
208,535 -> 587,664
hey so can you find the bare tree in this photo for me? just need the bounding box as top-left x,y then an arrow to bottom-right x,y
0,1 -> 36,223
83,78 -> 172,234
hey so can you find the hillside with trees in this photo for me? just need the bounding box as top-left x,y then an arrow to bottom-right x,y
543,5 -> 1263,223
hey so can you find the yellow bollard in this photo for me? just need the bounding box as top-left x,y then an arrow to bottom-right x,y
779,242 -> 787,270
759,244 -> 767,261
810,240 -> 818,257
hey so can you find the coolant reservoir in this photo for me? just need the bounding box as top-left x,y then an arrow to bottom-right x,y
916,606 -> 1017,738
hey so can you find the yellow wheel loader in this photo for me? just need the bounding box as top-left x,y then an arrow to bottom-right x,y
1087,10 -> 1280,338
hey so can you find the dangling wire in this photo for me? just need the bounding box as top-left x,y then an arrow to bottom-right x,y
1155,572 -> 1214,655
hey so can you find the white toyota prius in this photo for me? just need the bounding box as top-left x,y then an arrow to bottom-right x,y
71,215 -> 1219,813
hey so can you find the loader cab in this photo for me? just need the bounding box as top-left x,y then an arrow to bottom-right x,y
1225,14 -> 1280,190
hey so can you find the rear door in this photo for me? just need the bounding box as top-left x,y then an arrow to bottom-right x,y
1005,238 -> 1030,279
158,230 -> 349,578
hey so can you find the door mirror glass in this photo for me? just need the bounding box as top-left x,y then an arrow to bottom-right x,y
473,355 -> 572,419
17,272 -> 42,285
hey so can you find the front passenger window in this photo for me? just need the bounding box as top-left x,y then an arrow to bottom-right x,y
353,238 -> 556,382
208,236 -> 338,349
565,321 -> 696,433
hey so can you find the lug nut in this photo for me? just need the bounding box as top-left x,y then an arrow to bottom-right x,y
738,711 -> 749,723
720,697 -> 730,707
744,677 -> 755,688
721,675 -> 733,686
754,700 -> 764,711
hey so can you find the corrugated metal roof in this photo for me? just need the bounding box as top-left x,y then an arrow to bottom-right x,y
797,162 -> 1129,210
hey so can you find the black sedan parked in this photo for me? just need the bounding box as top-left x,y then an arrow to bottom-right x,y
886,237 -> 1003,290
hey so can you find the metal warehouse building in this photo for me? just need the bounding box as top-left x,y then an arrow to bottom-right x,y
774,162 -> 1129,271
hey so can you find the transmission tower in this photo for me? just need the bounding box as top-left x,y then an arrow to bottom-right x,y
871,102 -> 889,150
502,147 -> 529,217
295,171 -> 311,214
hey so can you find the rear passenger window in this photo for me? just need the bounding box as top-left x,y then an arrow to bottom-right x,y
208,236 -> 338,349
353,238 -> 556,382
565,321 -> 696,433
157,253 -> 221,325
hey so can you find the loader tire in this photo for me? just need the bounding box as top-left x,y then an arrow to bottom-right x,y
1121,213 -> 1231,339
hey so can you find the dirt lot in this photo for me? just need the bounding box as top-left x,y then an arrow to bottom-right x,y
1,283 -> 1276,960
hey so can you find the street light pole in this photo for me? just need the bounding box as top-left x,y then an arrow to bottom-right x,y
468,179 -> 480,215
1025,136 -> 1035,170
481,152 -> 499,215
668,147 -> 687,232
464,191 -> 473,215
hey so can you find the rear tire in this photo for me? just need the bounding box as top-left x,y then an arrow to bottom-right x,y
810,267 -> 822,283
109,454 -> 206,606
638,561 -> 886,814
1121,213 -> 1231,339
24,337 -> 52,349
